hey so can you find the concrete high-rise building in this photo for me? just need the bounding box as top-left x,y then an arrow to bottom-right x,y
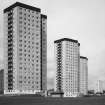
41,14 -> 47,91
95,80 -> 104,93
4,2 -> 47,94
102,80 -> 105,91
80,56 -> 88,95
54,38 -> 80,97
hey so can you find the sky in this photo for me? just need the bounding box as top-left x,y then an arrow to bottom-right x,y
0,0 -> 105,90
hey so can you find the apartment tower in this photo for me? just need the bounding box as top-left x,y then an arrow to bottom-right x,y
80,56 -> 88,95
4,2 -> 47,94
95,80 -> 103,93
54,38 -> 80,97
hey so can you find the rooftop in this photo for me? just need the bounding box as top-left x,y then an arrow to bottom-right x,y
80,56 -> 88,60
54,38 -> 80,46
4,2 -> 41,13
41,14 -> 47,19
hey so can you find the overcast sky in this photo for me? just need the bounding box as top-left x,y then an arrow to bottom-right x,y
0,0 -> 105,90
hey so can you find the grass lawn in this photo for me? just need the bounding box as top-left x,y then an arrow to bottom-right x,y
0,95 -> 105,105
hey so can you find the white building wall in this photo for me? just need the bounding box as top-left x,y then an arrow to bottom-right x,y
4,3 -> 47,94
17,7 -> 41,93
63,41 -> 79,97
41,15 -> 47,91
62,41 -> 66,92
102,81 -> 105,91
54,42 -> 63,92
95,80 -> 104,93
54,39 -> 80,97
12,7 -> 18,93
80,57 -> 88,95
4,12 -> 8,94
54,43 -> 57,91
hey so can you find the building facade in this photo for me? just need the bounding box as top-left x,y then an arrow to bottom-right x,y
54,38 -> 80,97
4,2 -> 47,94
0,69 -> 4,94
80,56 -> 88,95
95,80 -> 104,93
41,15 -> 47,91
102,80 -> 105,92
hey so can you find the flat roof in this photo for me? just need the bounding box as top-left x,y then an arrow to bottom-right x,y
54,38 -> 80,46
80,56 -> 88,60
4,2 -> 41,13
41,14 -> 47,19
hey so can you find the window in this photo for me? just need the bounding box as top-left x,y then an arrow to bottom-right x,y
28,19 -> 30,22
36,73 -> 39,75
24,54 -> 26,57
36,47 -> 38,49
28,45 -> 30,48
28,9 -> 30,12
19,81 -> 22,83
19,67 -> 22,69
36,68 -> 38,71
19,21 -> 22,24
19,44 -> 22,47
32,86 -> 34,88
36,64 -> 38,67
19,53 -> 22,56
19,16 -> 22,19
19,57 -> 22,60
19,7 -> 22,10
24,41 -> 26,43
32,24 -> 34,27
32,37 -> 34,40
36,51 -> 39,54
24,22 -> 26,25
24,8 -> 26,11
36,56 -> 39,58
24,27 -> 26,30
36,25 -> 39,28
24,13 -> 26,16
36,42 -> 39,45
19,49 -> 22,51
